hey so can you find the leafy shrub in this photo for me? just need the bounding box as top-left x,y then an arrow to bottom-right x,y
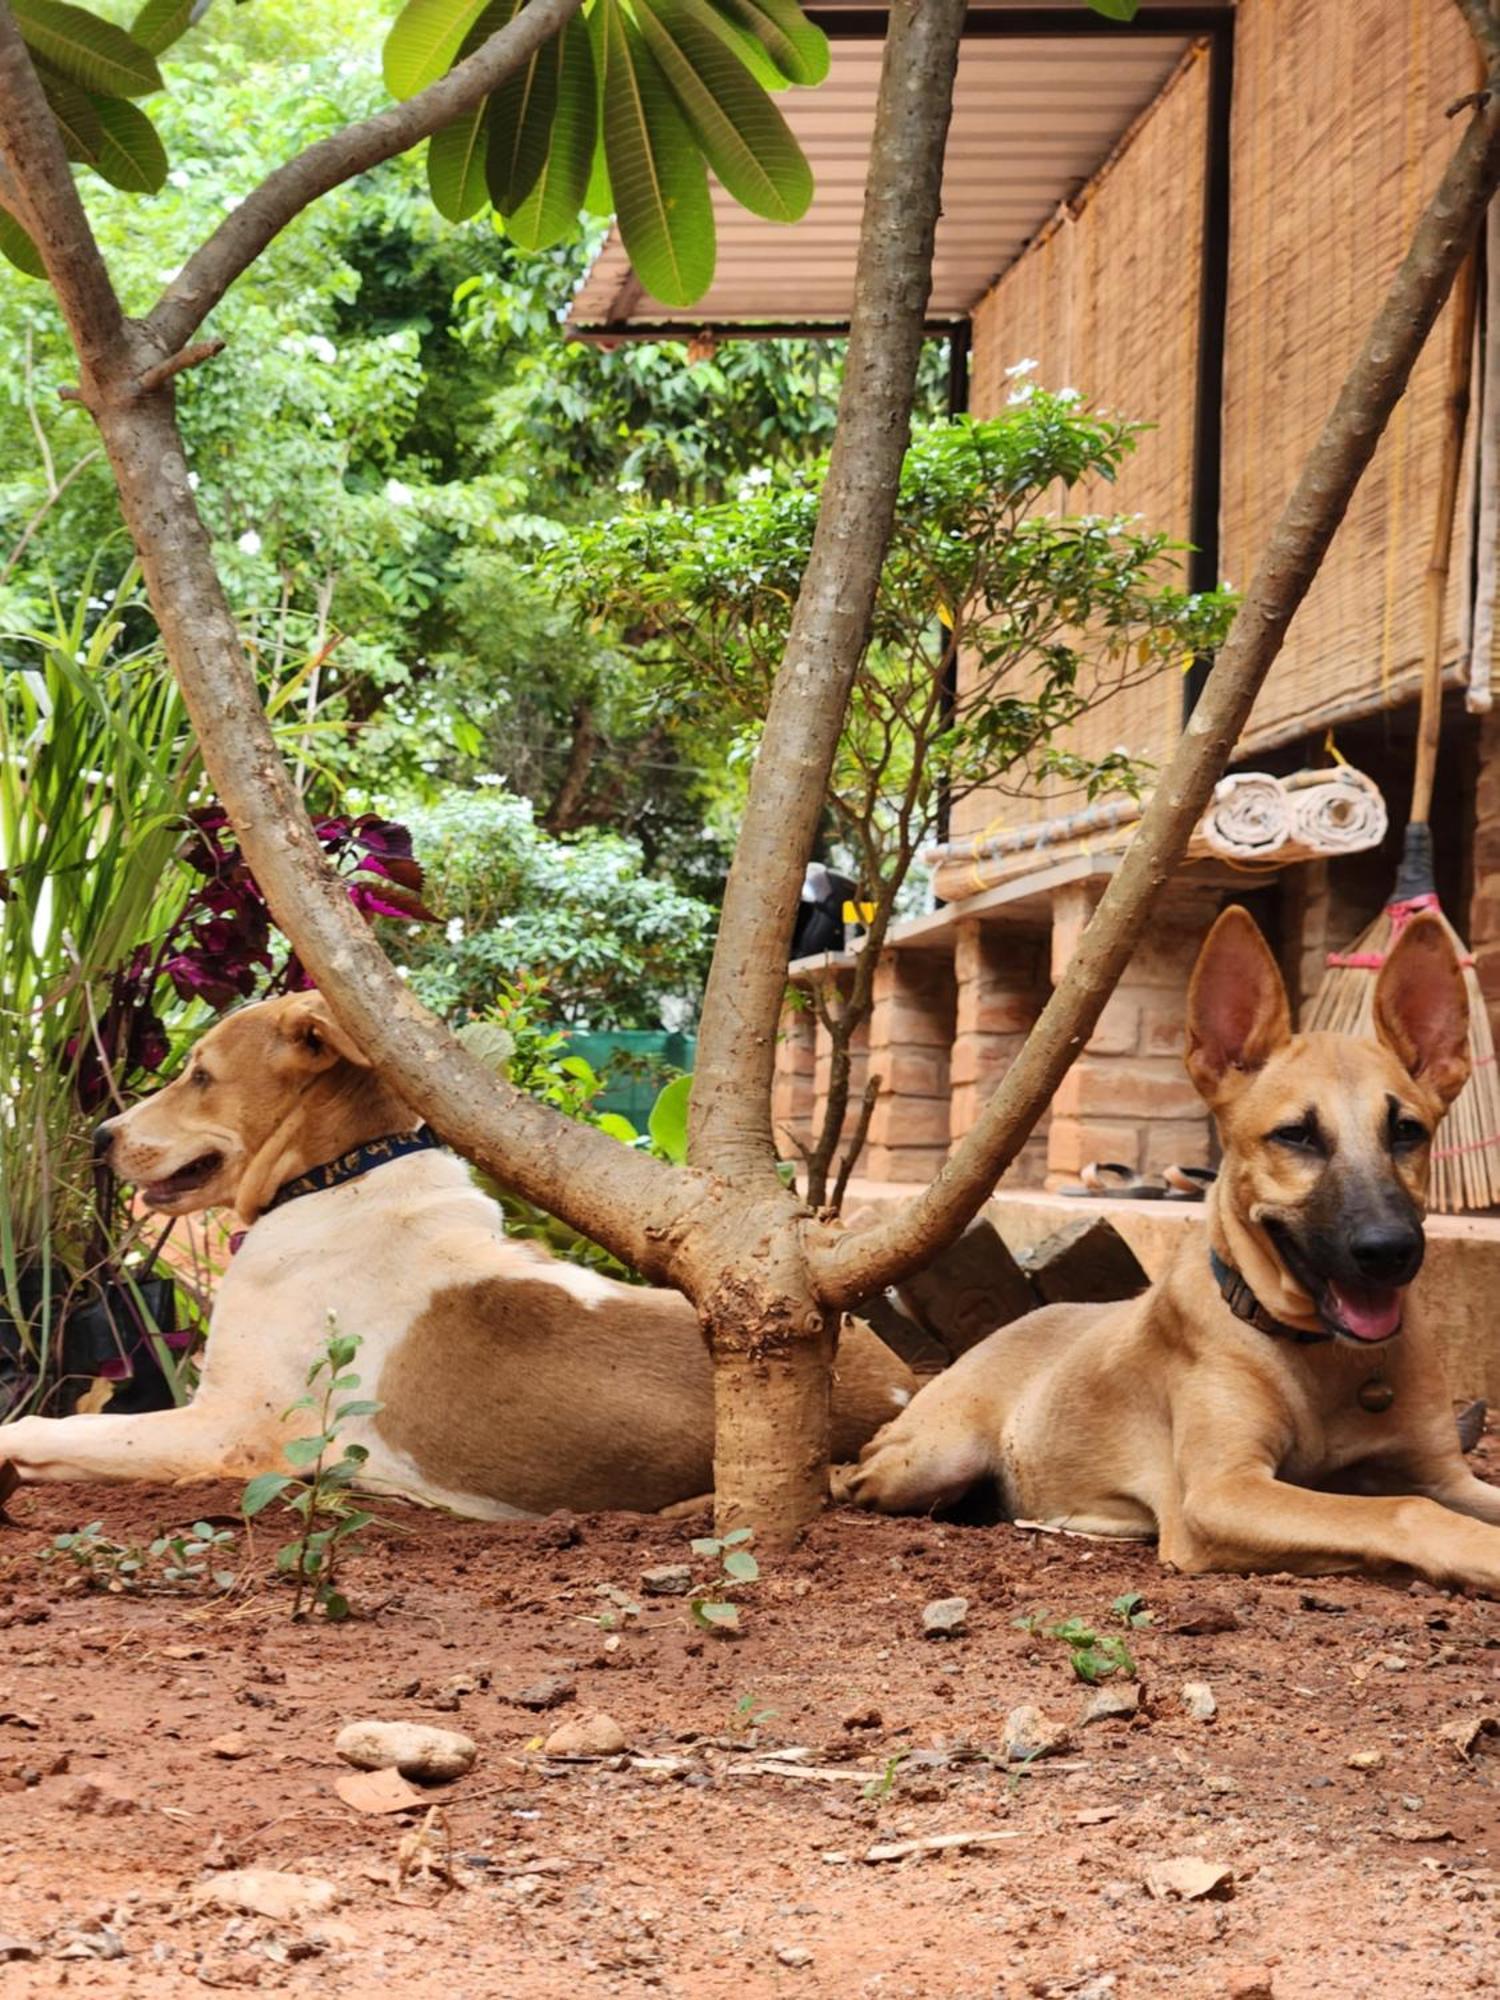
394,790 -> 715,1029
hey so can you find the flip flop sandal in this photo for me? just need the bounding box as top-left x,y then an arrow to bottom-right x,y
1162,1163 -> 1217,1201
1060,1161 -> 1167,1200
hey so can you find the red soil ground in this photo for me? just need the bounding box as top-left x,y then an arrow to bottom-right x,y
3,1450 -> 1500,1999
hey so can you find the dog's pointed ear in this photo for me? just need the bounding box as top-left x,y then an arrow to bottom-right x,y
1185,906 -> 1292,1105
1373,912 -> 1470,1106
278,991 -> 373,1072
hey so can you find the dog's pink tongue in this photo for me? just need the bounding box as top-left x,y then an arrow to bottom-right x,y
1327,1281 -> 1404,1342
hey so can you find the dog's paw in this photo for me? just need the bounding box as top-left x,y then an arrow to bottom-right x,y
0,1459 -> 21,1519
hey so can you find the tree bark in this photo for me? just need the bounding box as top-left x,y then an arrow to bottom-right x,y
687,0 -> 967,1185
543,700 -> 599,833
811,75 -> 1500,1311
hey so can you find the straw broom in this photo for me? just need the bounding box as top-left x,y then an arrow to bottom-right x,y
1304,249 -> 1500,1212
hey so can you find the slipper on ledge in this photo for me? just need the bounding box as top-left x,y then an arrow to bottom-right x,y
1162,1163 -> 1217,1201
1060,1162 -> 1167,1200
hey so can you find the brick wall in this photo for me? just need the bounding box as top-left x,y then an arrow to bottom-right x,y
949,920 -> 1050,1187
864,954 -> 955,1185
1044,884 -> 1219,1186
771,996 -> 817,1161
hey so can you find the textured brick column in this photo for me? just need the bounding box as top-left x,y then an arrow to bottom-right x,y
1470,709 -> 1500,1038
1045,884 -> 1218,1186
949,920 -> 1050,1187
770,995 -> 817,1161
864,952 -> 956,1184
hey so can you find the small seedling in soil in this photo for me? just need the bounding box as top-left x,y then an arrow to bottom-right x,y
734,1692 -> 780,1732
1013,1607 -> 1139,1684
44,1519 -> 237,1596
688,1526 -> 759,1634
581,1584 -> 642,1632
241,1315 -> 382,1621
862,1746 -> 911,1802
1111,1591 -> 1154,1629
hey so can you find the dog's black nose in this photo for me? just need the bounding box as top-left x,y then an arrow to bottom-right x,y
1349,1226 -> 1422,1283
92,1122 -> 115,1163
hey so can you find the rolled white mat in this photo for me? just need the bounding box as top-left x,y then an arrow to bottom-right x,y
1199,771 -> 1291,860
1284,767 -> 1388,854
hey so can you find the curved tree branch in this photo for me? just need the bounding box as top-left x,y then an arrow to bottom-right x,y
811,73 -> 1500,1309
0,0 -> 700,1279
145,0 -> 583,356
685,0 -> 967,1186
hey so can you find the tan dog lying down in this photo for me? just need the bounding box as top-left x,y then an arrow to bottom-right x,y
0,995 -> 914,1517
849,906 -> 1500,1593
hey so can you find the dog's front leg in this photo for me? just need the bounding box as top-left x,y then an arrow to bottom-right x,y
0,1404 -> 271,1496
1171,1458 -> 1500,1593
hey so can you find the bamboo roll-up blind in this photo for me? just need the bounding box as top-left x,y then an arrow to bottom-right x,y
956,45 -> 1208,847
1221,0 -> 1476,755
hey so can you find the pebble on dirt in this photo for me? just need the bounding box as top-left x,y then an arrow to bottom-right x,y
511,1674 -> 578,1711
1346,1748 -> 1385,1771
1003,1704 -> 1072,1761
334,1720 -> 477,1782
640,1563 -> 693,1596
543,1710 -> 627,1758
192,1869 -> 346,1923
206,1731 -> 251,1760
1141,1857 -> 1233,1902
1079,1684 -> 1140,1725
921,1595 -> 969,1637
1180,1680 -> 1217,1722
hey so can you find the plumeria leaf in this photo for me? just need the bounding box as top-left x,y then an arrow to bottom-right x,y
87,93 -> 168,192
599,0 -> 714,309
711,0 -> 828,85
0,208 -> 45,279
383,0 -> 496,99
636,0 -> 811,222
503,11 -> 597,250
12,0 -> 163,98
129,0 -> 195,54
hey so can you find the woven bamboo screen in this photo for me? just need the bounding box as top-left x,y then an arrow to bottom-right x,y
1222,0 -> 1476,755
955,45 -> 1208,846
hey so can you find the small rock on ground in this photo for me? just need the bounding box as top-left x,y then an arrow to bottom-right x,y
334,1720 -> 477,1782
1180,1680 -> 1217,1722
207,1732 -> 251,1760
640,1564 -> 693,1597
1003,1704 -> 1072,1761
776,1946 -> 814,1968
544,1710 -> 626,1758
193,1870 -> 344,1923
922,1596 -> 969,1638
511,1674 -> 577,1712
1079,1683 -> 1140,1725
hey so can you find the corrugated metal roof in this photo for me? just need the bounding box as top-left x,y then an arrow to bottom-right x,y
569,10 -> 1222,339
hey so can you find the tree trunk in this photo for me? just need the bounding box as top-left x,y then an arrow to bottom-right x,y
543,700 -> 598,833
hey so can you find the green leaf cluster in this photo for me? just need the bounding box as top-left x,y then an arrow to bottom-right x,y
2,0 -> 182,274
394,0 -> 826,303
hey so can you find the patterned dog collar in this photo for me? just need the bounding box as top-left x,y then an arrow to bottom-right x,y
264,1124 -> 441,1216
1208,1247 -> 1333,1345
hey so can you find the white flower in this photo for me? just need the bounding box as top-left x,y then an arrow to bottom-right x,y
167,169 -> 190,190
1007,382 -> 1036,407
385,478 -> 413,506
308,334 -> 337,365
236,529 -> 262,556
186,471 -> 199,492
1004,356 -> 1039,379
1056,386 -> 1082,405
445,917 -> 466,945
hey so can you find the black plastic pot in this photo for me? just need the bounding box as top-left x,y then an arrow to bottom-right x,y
0,1269 -> 182,1417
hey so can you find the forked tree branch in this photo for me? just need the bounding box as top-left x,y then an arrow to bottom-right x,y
0,0 -> 701,1279
686,0 -> 968,1183
145,0 -> 583,356
811,64 -> 1500,1309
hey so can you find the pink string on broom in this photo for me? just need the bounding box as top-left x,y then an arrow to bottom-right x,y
1326,893 -> 1475,970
